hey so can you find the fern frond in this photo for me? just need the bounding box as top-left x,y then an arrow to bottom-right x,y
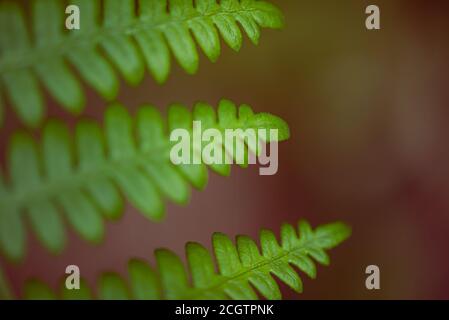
0,99 -> 289,261
0,0 -> 284,127
23,220 -> 351,300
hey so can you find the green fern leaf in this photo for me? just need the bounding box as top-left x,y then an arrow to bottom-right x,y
0,99 -> 289,261
23,220 -> 351,300
0,0 -> 284,127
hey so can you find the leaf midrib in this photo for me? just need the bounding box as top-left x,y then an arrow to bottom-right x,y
181,237 -> 323,300
0,142 -> 171,210
0,119 -> 253,211
0,6 -> 265,73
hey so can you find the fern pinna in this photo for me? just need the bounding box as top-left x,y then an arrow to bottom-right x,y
22,220 -> 351,300
0,0 -> 284,127
0,99 -> 289,262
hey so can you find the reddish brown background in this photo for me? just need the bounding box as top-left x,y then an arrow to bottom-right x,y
1,0 -> 449,299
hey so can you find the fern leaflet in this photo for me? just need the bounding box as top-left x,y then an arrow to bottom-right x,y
23,220 -> 351,300
0,0 -> 284,127
0,99 -> 289,261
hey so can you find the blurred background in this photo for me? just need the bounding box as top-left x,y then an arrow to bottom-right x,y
1,0 -> 449,299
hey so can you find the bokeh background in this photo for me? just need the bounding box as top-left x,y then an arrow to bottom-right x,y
1,0 -> 449,299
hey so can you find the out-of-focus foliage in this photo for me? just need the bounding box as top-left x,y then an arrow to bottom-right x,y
0,99 -> 289,261
0,0 -> 284,127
